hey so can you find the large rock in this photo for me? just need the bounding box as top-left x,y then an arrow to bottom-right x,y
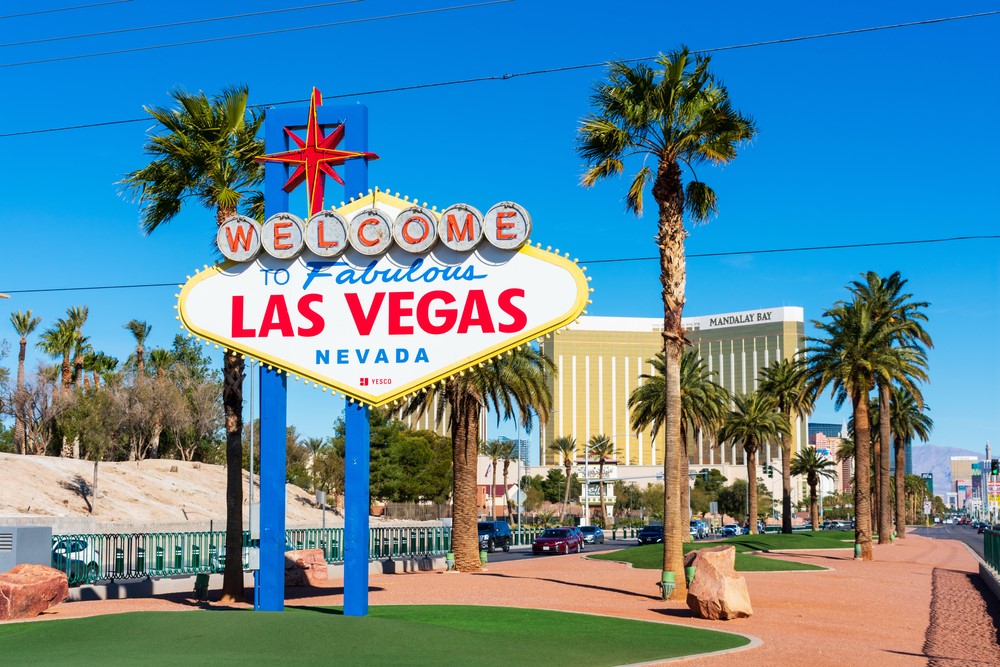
0,564 -> 69,621
684,545 -> 752,620
284,549 -> 328,587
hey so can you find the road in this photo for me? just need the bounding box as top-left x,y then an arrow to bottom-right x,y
483,536 -> 644,564
911,523 -> 986,559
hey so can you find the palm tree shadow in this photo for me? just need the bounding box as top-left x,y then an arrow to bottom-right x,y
477,572 -> 661,601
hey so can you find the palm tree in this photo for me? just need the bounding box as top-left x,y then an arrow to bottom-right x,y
124,320 -> 152,381
10,310 -> 41,455
404,346 -> 553,572
849,271 -> 931,545
759,358 -> 814,534
499,440 -> 518,519
807,299 -> 921,560
549,436 -> 578,524
148,348 -> 174,380
718,391 -> 789,534
38,319 -> 76,390
480,439 -> 511,520
66,306 -> 89,388
587,434 -> 617,525
888,385 -> 932,538
119,85 -> 263,603
578,48 -> 756,597
791,447 -> 838,531
628,350 -> 729,537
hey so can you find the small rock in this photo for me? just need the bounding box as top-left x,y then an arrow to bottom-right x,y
684,545 -> 752,620
0,564 -> 69,621
284,549 -> 328,587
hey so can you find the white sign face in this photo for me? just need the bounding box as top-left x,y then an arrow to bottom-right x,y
180,192 -> 588,406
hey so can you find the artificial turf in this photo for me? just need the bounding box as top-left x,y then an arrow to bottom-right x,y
0,605 -> 750,666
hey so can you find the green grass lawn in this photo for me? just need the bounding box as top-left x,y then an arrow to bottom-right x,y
0,605 -> 750,666
589,532 -> 854,572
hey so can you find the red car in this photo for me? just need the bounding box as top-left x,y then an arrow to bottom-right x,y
532,527 -> 584,555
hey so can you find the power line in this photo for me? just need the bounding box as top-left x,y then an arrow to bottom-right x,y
0,1 -> 364,49
3,234 -> 997,295
0,1 -> 132,20
0,0 -> 512,69
1,9 -> 995,139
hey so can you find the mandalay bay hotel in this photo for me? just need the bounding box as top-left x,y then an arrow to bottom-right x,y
538,306 -> 808,508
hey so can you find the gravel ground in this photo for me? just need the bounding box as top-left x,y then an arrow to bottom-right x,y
28,534 -> 1000,666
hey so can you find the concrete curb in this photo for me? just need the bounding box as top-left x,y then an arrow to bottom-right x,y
954,540 -> 1000,605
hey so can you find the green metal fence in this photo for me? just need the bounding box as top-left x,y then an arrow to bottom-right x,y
50,524 -> 453,586
985,529 -> 999,574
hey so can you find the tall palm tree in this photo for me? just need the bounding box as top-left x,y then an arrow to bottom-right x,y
38,319 -> 76,390
628,350 -> 729,537
888,385 -> 932,539
124,320 -> 152,381
791,447 -> 838,531
849,271 -> 931,545
758,357 -> 814,534
549,436 -> 578,524
718,391 -> 788,534
578,48 -> 756,597
404,346 -> 553,572
120,85 -> 263,603
480,439 -> 511,520
10,310 -> 41,455
587,434 -> 617,524
807,299 -> 922,560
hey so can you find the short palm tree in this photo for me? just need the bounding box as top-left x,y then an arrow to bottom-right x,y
791,447 -> 838,531
587,434 -> 617,525
889,384 -> 932,538
148,348 -> 174,380
124,320 -> 152,380
480,439 -> 512,520
404,345 -> 553,572
758,357 -> 814,534
120,85 -> 264,603
849,271 -> 931,545
38,319 -> 76,390
66,306 -> 89,388
10,310 -> 41,455
629,350 -> 729,537
577,47 -> 756,598
499,440 -> 518,519
549,436 -> 578,524
718,391 -> 789,534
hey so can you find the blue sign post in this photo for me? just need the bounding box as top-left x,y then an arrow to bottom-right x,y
259,97 -> 372,614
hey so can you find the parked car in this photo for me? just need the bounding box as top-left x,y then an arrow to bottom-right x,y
977,523 -> 987,534
51,537 -> 100,584
690,520 -> 708,540
637,524 -> 664,544
721,523 -> 741,538
478,521 -> 512,553
579,525 -> 605,544
532,527 -> 584,555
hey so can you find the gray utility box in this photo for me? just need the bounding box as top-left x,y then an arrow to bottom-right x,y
0,526 -> 53,573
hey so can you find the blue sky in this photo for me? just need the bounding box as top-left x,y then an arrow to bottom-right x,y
1,1 -> 997,465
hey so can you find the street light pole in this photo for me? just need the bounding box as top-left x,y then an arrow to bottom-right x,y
583,439 -> 589,527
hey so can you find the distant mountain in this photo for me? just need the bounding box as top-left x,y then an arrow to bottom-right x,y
911,444 -> 984,497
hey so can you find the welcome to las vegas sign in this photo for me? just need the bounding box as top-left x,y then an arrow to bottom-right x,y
177,189 -> 590,406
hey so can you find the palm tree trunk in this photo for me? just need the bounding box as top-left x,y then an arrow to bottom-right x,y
746,446 -> 758,534
809,476 -> 819,531
894,436 -> 907,539
502,460 -> 511,519
663,341 -> 686,600
852,388 -> 874,560
14,339 -> 27,456
220,351 -> 246,603
561,462 -> 572,523
680,426 -> 691,542
490,464 -> 498,521
877,382 -> 892,544
451,387 -> 482,572
597,460 -> 606,526
781,412 -> 793,534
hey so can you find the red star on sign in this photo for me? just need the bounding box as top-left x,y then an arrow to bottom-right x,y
257,88 -> 379,215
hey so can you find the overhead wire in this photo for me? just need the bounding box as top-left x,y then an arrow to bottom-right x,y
1,9 -> 996,138
0,1 -> 132,20
3,234 -> 998,295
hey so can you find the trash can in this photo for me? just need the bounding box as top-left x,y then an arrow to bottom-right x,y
194,573 -> 210,601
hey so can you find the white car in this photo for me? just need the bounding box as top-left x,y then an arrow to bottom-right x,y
51,538 -> 100,584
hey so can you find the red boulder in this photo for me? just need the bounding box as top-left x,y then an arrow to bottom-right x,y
0,564 -> 69,621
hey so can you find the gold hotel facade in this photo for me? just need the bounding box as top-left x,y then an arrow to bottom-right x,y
539,306 -> 807,487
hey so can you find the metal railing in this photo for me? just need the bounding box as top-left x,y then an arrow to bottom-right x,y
985,528 -> 999,574
50,524 -> 452,586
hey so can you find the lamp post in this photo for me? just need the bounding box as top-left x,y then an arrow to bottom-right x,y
583,438 -> 590,527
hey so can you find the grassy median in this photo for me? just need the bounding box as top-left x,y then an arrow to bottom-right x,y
0,605 -> 750,666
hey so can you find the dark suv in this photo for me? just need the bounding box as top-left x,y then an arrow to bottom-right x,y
637,524 -> 664,544
478,521 -> 512,552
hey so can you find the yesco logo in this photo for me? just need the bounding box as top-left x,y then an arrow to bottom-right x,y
217,201 -> 531,262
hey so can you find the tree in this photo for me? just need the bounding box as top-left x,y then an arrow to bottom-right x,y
56,388 -> 120,513
718,391 -> 789,534
587,433 -> 617,523
578,46 -> 756,598
499,440 -> 519,519
791,447 -> 838,530
120,86 -> 263,603
758,357 -> 814,534
66,306 -> 90,388
403,345 -> 553,572
849,271 -> 931,546
549,436 -> 577,523
123,320 -> 152,381
38,319 -> 75,391
480,439 -> 511,520
888,385 -> 932,538
10,310 -> 41,455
